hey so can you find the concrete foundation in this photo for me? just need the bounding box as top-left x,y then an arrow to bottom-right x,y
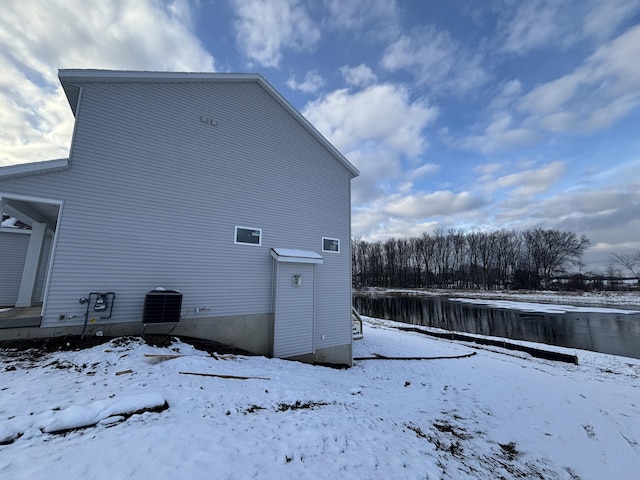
288,343 -> 353,368
171,313 -> 274,356
0,312 -> 353,366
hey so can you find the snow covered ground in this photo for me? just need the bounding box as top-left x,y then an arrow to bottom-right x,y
1,322 -> 639,480
374,288 -> 640,310
448,297 -> 640,315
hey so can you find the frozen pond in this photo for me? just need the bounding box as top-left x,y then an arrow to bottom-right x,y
353,293 -> 640,359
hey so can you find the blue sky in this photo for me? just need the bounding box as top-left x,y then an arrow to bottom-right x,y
1,0 -> 639,271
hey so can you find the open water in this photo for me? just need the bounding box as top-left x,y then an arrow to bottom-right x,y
353,293 -> 640,359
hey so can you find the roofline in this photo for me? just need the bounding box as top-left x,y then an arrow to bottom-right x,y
0,158 -> 70,181
58,69 -> 263,83
58,69 -> 359,178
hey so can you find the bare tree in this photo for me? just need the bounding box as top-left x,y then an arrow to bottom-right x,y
466,231 -> 482,288
433,228 -> 452,287
352,228 -> 590,291
520,229 -> 590,289
383,238 -> 397,288
419,232 -> 437,287
494,230 -> 521,289
448,228 -> 467,288
369,241 -> 384,287
610,251 -> 640,288
477,232 -> 497,289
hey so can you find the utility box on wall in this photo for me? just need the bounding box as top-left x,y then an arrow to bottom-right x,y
143,289 -> 182,324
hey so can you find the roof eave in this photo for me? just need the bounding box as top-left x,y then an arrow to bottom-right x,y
0,158 -> 70,181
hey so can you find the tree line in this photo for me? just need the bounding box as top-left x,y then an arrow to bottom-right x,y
352,228 -> 591,290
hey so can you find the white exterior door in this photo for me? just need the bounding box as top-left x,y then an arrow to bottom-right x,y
273,262 -> 315,358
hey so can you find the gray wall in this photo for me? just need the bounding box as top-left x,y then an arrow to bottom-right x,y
0,230 -> 29,306
0,229 -> 51,306
0,78 -> 353,356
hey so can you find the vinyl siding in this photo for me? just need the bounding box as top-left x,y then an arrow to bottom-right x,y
0,80 -> 353,351
0,230 -> 29,306
273,263 -> 315,358
0,230 -> 52,306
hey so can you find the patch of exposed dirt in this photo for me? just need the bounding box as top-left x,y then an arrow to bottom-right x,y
0,335 -> 253,374
45,401 -> 170,437
276,400 -> 330,412
242,400 -> 331,415
0,335 -> 112,357
405,416 -> 556,479
0,334 -> 252,363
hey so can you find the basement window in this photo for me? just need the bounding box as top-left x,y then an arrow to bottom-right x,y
235,226 -> 262,246
322,237 -> 340,253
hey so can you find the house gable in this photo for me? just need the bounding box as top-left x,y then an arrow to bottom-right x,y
0,70 -> 357,365
58,70 -> 359,178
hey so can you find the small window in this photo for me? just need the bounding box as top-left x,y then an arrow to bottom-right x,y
322,237 -> 340,253
235,226 -> 262,245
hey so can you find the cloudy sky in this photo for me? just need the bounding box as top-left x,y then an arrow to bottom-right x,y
1,0 -> 639,271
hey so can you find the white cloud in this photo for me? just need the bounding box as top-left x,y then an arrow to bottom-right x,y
303,83 -> 439,157
495,161 -> 565,196
352,208 -> 439,242
394,163 -> 440,196
340,64 -> 378,88
582,0 -> 640,41
497,0 -> 640,55
537,112 -> 579,133
385,190 -> 485,219
498,0 -> 572,54
349,147 -> 403,205
488,79 -> 523,111
461,112 -> 539,153
459,23 -> 640,154
231,0 -> 320,68
539,189 -> 637,218
409,163 -> 439,180
380,25 -> 489,95
0,0 -> 214,166
351,207 -> 388,240
324,0 -> 400,41
0,0 -> 213,73
520,23 -> 640,132
286,70 -> 325,93
303,82 -> 439,208
473,163 -> 503,176
481,161 -> 640,257
509,176 -> 640,267
353,185 -> 495,242
519,75 -> 581,116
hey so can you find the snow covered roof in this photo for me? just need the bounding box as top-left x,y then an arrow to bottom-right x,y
58,69 -> 359,178
270,248 -> 324,264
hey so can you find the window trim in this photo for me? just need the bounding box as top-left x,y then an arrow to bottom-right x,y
234,225 -> 262,246
322,237 -> 340,253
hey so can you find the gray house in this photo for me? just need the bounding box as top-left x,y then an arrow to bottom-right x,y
0,69 -> 359,366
